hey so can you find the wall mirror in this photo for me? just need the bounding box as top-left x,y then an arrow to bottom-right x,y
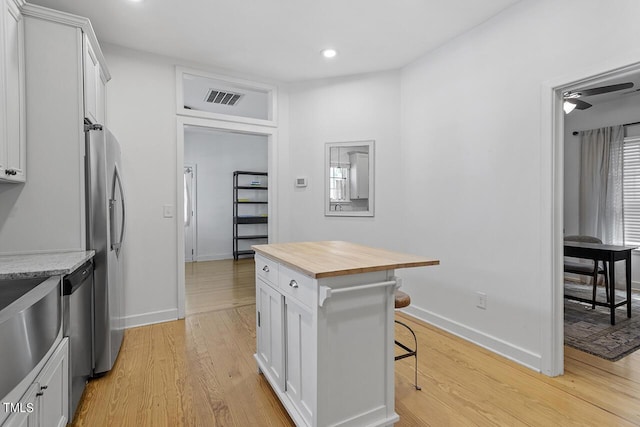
325,140 -> 375,217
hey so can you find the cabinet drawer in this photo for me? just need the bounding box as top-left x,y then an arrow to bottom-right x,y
255,254 -> 279,286
279,265 -> 315,308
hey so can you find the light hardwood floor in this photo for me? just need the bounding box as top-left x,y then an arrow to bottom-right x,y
184,259 -> 256,315
70,260 -> 640,426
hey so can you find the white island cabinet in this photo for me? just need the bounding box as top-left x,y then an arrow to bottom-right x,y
253,241 -> 439,427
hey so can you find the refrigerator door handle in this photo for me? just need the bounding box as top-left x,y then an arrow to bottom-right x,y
110,164 -> 126,256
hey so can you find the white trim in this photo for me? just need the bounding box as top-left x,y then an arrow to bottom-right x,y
175,66 -> 277,127
195,253 -> 234,262
402,305 -> 542,372
123,308 -> 178,329
20,3 -> 111,81
541,53 -> 640,377
176,115 -> 279,319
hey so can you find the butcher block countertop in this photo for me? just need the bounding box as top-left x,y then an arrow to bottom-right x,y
252,241 -> 439,278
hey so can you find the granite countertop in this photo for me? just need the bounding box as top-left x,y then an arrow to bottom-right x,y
252,241 -> 439,278
0,251 -> 96,280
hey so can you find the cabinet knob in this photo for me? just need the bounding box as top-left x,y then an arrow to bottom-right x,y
262,265 -> 269,272
289,280 -> 298,289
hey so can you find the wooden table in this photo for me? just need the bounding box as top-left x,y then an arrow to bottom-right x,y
564,241 -> 637,325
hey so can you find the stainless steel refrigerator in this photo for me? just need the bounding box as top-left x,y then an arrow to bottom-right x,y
85,123 -> 126,376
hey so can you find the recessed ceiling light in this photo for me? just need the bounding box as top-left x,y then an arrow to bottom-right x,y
128,0 -> 144,3
321,49 -> 337,59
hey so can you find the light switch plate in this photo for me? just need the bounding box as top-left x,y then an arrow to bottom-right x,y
163,205 -> 174,218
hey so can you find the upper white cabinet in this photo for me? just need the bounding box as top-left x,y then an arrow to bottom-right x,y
0,0 -> 26,183
83,34 -> 106,125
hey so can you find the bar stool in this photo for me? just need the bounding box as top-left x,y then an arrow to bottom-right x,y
394,290 -> 421,390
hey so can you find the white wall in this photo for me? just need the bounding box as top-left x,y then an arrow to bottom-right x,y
102,44 -> 180,326
99,0 -> 640,371
184,128 -> 267,260
101,43 -> 287,327
284,70 -> 404,248
398,0 -> 640,371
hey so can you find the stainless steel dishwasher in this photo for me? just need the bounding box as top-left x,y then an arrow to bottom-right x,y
63,260 -> 94,421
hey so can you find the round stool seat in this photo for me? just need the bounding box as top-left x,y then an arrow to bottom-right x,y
395,290 -> 411,309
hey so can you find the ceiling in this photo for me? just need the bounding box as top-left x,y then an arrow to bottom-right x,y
27,0 -> 521,83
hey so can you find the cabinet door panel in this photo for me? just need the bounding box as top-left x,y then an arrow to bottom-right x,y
35,338 -> 68,427
2,383 -> 39,427
284,297 -> 314,425
83,35 -> 99,124
256,279 -> 284,390
2,0 -> 25,181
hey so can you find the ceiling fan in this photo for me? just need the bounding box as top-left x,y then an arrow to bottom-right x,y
563,82 -> 634,113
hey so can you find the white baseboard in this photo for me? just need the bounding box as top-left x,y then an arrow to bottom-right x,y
402,304 -> 542,372
196,253 -> 234,262
123,308 -> 178,328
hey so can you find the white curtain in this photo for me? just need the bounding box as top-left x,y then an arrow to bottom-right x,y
578,125 -> 625,244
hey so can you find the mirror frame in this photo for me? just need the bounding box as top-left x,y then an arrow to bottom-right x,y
324,140 -> 375,217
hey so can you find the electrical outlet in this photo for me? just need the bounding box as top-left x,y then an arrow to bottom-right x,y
476,291 -> 487,310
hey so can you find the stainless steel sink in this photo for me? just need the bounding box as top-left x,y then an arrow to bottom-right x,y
0,276 -> 61,400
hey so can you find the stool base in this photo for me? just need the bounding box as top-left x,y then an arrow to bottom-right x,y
395,320 -> 421,390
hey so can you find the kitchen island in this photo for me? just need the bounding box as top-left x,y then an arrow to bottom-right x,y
252,241 -> 439,427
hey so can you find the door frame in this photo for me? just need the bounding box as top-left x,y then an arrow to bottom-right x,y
183,163 -> 197,262
542,56 -> 640,376
176,116 -> 278,319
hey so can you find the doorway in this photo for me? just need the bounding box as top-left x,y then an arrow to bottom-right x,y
546,59 -> 640,376
176,116 -> 278,319
182,126 -> 268,316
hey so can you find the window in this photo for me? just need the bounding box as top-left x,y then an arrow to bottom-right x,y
623,137 -> 640,245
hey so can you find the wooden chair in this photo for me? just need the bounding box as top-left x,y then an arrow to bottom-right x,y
394,290 -> 421,390
564,235 -> 609,308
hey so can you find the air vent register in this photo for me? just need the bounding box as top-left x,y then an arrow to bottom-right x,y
204,89 -> 243,106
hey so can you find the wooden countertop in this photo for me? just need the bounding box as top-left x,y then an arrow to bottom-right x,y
252,241 -> 439,278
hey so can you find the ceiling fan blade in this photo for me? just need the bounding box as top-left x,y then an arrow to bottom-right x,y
579,82 -> 634,97
571,99 -> 592,110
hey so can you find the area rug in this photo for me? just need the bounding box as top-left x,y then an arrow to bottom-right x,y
564,282 -> 640,361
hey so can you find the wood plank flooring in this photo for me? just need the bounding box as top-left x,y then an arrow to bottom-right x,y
184,259 -> 255,315
70,260 -> 640,426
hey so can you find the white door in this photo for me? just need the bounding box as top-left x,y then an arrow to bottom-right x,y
184,165 -> 197,262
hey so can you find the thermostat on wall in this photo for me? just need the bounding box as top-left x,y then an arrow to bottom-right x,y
295,177 -> 308,187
